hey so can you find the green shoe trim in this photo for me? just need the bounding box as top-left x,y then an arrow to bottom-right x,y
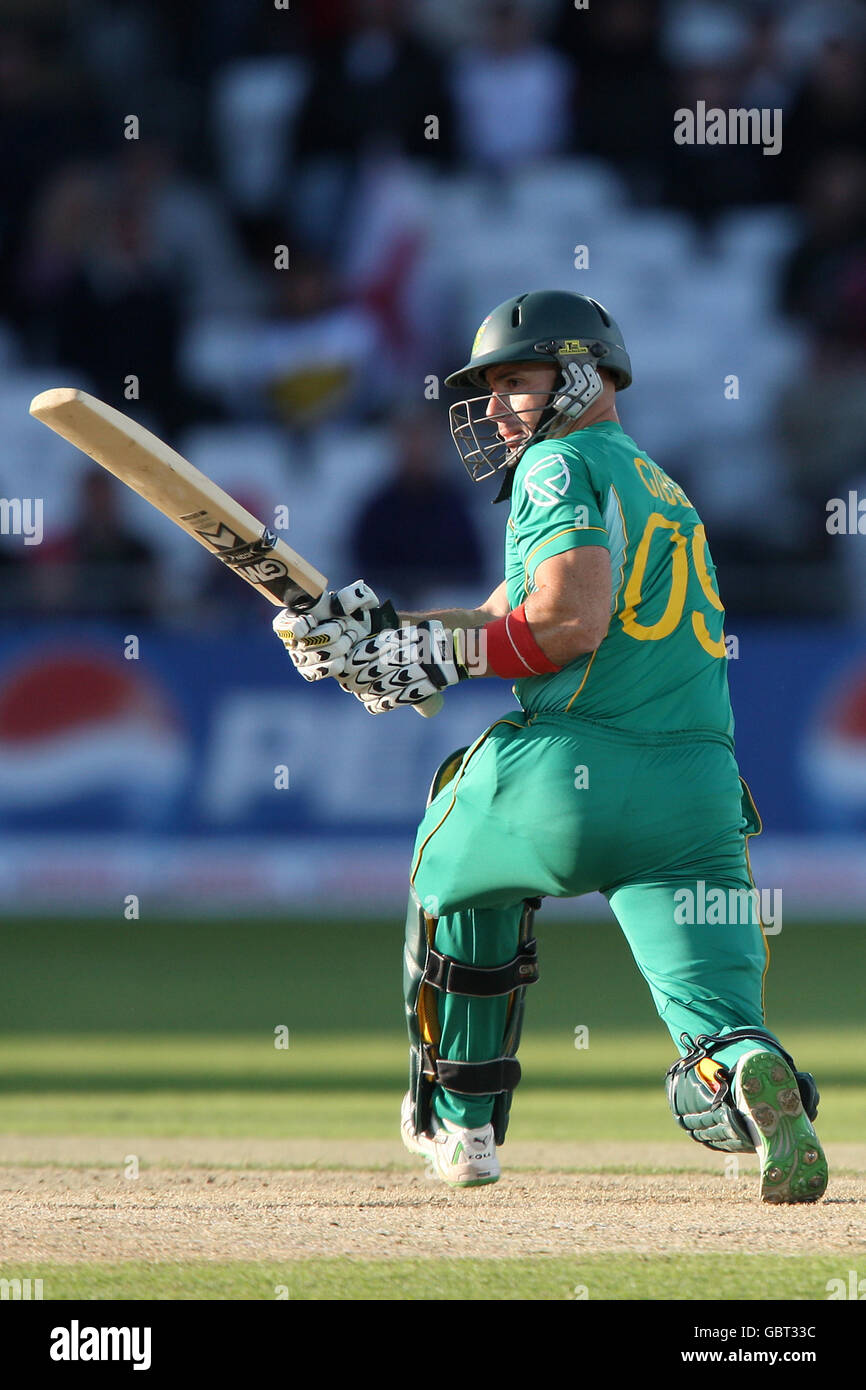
736,1051 -> 829,1204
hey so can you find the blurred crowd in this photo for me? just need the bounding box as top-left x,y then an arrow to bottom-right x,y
1,0 -> 866,622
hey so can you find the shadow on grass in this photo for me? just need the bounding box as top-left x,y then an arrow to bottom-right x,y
1,1068 -> 864,1093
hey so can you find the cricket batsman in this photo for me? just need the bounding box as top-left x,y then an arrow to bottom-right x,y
274,290 -> 828,1203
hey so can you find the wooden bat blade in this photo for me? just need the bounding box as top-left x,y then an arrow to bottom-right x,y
29,387 -> 327,607
29,387 -> 443,717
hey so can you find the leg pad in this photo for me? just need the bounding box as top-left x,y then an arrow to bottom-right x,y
405,896 -> 541,1146
666,1027 -> 820,1154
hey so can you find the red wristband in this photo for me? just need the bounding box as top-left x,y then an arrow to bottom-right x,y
483,604 -> 562,678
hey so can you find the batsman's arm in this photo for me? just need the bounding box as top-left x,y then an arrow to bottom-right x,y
398,580 -> 510,630
404,555 -> 610,679
518,548 -> 611,665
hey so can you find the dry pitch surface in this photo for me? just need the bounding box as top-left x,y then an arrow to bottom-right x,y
3,1139 -> 865,1263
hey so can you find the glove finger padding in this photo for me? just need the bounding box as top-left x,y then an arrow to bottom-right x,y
273,592 -> 337,645
273,580 -> 381,643
333,580 -> 382,617
341,620 -> 465,713
273,579 -> 388,681
291,641 -> 365,682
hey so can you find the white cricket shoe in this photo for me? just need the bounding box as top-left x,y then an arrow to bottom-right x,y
400,1092 -> 500,1187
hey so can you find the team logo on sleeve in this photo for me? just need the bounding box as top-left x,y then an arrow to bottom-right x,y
523,454 -> 571,507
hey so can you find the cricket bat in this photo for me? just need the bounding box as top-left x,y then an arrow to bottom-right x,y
29,388 -> 444,716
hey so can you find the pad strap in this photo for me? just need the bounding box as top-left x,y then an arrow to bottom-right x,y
428,1053 -> 522,1096
424,939 -> 539,997
671,1028 -> 799,1080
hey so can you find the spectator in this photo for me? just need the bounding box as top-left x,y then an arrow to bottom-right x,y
293,0 -> 454,252
182,237 -> 388,429
664,62 -> 780,223
558,0 -> 672,198
778,32 -> 866,203
17,160 -> 188,433
450,0 -> 574,170
780,153 -> 866,351
117,136 -> 260,320
348,409 -> 484,608
661,2 -> 789,221
769,154 -> 866,616
0,26 -> 103,318
32,473 -> 159,620
296,0 -> 453,166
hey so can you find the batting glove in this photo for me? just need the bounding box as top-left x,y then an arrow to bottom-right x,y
273,580 -> 399,683
338,619 -> 468,714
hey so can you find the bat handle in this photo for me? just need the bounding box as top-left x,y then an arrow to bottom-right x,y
415,692 -> 444,718
285,586 -> 320,613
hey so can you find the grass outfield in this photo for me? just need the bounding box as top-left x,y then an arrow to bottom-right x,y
0,1255 -> 854,1301
1,918 -> 863,1302
0,918 -> 863,1146
2,916 -> 863,1039
0,1030 -> 863,1144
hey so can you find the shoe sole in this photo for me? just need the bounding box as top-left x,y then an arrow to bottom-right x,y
442,1175 -> 500,1188
429,1155 -> 500,1188
735,1051 -> 829,1204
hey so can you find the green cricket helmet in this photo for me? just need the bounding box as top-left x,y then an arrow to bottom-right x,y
445,290 -> 632,486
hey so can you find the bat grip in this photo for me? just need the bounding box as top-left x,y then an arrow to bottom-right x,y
284,586 -> 320,613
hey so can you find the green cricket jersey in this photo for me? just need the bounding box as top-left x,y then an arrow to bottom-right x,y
503,420 -> 734,739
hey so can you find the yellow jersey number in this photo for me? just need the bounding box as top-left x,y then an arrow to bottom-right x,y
621,468 -> 726,658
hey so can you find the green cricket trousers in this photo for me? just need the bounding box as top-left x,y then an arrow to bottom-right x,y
408,710 -> 773,1130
